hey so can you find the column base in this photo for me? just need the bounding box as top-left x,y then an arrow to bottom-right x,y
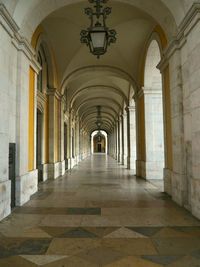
136,160 -> 146,178
145,161 -> 164,180
127,156 -> 136,171
16,169 -> 38,206
118,153 -> 121,163
171,171 -> 188,206
66,158 -> 76,169
45,161 -> 65,179
75,155 -> 80,165
122,155 -> 127,166
163,168 -> 172,195
191,178 -> 200,219
0,180 -> 11,221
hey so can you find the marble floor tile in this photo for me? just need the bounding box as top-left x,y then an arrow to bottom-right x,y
0,154 -> 200,266
142,255 -> 181,265
102,238 -> 158,255
67,207 -> 101,215
20,255 -> 68,266
167,255 -> 200,267
105,255 -> 164,267
40,215 -> 83,227
152,237 -> 200,255
103,227 -> 148,238
83,227 -> 120,237
46,238 -> 101,256
77,246 -> 126,265
81,215 -> 121,227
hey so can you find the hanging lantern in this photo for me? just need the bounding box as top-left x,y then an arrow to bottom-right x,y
80,0 -> 117,58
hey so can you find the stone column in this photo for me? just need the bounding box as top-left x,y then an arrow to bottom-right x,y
46,89 -> 62,178
159,48 -> 187,206
16,53 -> 39,205
75,116 -> 80,164
168,52 -> 187,206
127,106 -> 136,170
122,113 -> 127,165
115,123 -> 118,160
117,117 -> 122,163
59,98 -> 65,175
68,109 -> 74,169
143,88 -> 164,180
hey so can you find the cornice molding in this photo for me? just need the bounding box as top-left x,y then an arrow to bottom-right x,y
37,91 -> 47,107
0,4 -> 40,73
47,88 -> 62,100
142,87 -> 162,95
158,3 -> 200,71
0,4 -> 19,35
135,88 -> 144,100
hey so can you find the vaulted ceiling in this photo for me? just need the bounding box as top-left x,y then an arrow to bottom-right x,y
1,0 -> 192,133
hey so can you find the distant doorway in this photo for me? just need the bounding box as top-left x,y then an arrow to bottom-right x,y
98,144 -> 102,152
93,132 -> 106,153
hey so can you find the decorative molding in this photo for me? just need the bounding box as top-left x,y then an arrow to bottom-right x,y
135,88 -> 144,100
126,106 -> 135,112
47,87 -> 62,100
158,3 -> 200,71
0,4 -> 40,73
142,87 -> 162,95
37,91 -> 47,113
0,4 -> 19,35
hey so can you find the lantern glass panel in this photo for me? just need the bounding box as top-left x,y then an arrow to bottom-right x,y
90,31 -> 106,49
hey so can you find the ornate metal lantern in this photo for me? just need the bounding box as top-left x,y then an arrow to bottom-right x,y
95,106 -> 103,129
80,0 -> 117,58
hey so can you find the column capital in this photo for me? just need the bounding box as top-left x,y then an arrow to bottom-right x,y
135,88 -> 144,100
142,87 -> 162,95
47,88 -> 62,100
126,106 -> 135,112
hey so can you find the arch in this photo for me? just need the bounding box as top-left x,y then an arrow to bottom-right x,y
82,116 -> 114,130
75,97 -> 122,114
61,65 -> 138,95
35,32 -> 58,89
91,130 -> 108,154
144,40 -> 162,90
85,120 -> 113,131
139,25 -> 167,88
12,0 -> 178,42
80,105 -> 119,121
143,38 -> 165,180
70,85 -> 128,108
82,111 -> 116,124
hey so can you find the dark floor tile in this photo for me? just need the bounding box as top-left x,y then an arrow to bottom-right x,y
172,226 -> 200,234
59,227 -> 98,238
30,190 -> 52,200
67,208 -> 101,215
142,255 -> 182,265
152,237 -> 200,255
0,238 -> 52,258
191,249 -> 200,259
13,207 -> 69,215
128,227 -> 163,237
40,226 -> 70,237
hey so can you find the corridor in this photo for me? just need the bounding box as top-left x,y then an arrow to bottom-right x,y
0,155 -> 200,266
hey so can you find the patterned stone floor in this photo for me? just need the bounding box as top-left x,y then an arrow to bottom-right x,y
0,154 -> 200,266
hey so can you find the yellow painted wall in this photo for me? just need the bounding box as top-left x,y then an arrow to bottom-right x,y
44,98 -> 49,163
138,95 -> 146,161
31,25 -> 43,49
54,98 -> 60,162
163,66 -> 173,170
28,67 -> 35,171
